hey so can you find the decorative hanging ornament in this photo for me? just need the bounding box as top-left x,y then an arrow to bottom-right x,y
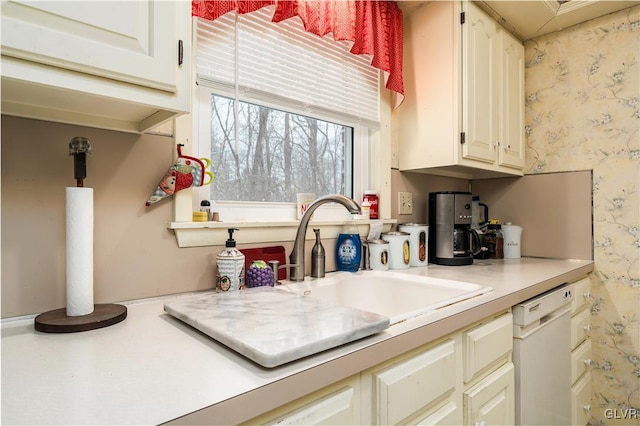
146,144 -> 214,206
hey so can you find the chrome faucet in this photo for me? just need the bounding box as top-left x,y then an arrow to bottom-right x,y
289,194 -> 362,281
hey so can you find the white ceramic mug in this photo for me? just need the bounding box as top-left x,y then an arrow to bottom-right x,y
502,223 -> 523,259
296,193 -> 315,219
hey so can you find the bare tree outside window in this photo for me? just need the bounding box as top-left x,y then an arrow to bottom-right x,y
206,95 -> 352,203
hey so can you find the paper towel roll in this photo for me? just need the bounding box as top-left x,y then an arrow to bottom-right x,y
66,187 -> 94,316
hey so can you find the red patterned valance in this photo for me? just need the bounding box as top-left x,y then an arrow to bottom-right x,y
192,0 -> 404,108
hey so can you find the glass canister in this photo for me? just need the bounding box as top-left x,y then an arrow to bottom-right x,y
398,223 -> 429,267
381,231 -> 410,269
484,224 -> 504,259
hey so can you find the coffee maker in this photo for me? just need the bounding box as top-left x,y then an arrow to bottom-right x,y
428,191 -> 481,266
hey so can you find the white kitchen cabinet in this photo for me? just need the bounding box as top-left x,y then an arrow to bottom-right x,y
241,376 -> 361,425
397,1 -> 524,179
0,0 -> 191,133
245,312 -> 514,426
572,372 -> 593,426
569,277 -> 593,426
462,312 -> 515,426
497,29 -> 525,169
570,305 -> 591,350
571,339 -> 593,384
368,338 -> 460,425
463,362 -> 515,426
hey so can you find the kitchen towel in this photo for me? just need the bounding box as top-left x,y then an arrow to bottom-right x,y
66,187 -> 94,316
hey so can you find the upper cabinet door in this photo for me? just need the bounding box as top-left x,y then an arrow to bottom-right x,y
498,30 -> 525,169
1,0 -> 177,93
462,3 -> 498,165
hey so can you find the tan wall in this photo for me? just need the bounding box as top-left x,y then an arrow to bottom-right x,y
0,116 -> 360,317
0,116 -> 281,317
389,169 -> 469,225
473,171 -> 593,260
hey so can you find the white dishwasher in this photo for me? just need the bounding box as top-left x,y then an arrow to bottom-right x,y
513,285 -> 574,426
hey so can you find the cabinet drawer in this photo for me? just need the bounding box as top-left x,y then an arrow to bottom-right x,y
571,339 -> 592,384
570,308 -> 591,350
255,384 -> 359,425
570,278 -> 591,314
415,400 -> 459,426
463,312 -> 513,383
571,372 -> 592,426
375,339 -> 456,425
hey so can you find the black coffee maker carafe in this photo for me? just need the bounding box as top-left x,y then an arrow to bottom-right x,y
428,191 -> 481,265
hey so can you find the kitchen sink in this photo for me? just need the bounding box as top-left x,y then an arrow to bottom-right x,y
281,270 -> 493,324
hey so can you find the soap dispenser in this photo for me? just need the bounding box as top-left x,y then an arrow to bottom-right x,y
336,222 -> 362,272
216,228 -> 245,291
311,228 -> 325,278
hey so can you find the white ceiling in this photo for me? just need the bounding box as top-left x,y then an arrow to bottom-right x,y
397,0 -> 640,41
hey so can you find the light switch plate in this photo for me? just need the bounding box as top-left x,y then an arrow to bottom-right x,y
398,192 -> 413,215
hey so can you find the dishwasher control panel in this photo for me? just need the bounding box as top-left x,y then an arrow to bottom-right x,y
513,284 -> 573,327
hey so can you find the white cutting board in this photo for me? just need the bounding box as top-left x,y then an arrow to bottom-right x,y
164,287 -> 390,368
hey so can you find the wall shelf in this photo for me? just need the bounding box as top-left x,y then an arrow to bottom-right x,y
168,219 -> 396,248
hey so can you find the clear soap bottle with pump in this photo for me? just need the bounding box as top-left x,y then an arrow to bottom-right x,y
216,228 -> 245,291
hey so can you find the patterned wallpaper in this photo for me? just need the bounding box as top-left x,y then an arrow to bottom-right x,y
524,6 -> 639,425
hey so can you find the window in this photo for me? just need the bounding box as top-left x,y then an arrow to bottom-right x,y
192,8 -> 380,221
202,93 -> 354,202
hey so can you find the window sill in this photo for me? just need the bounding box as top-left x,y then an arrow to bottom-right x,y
168,219 -> 397,248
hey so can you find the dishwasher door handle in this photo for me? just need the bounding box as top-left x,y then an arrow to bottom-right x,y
513,305 -> 571,339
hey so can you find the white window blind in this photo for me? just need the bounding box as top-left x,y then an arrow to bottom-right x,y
195,7 -> 380,127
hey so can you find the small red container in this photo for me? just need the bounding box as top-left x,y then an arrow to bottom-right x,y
363,190 -> 379,219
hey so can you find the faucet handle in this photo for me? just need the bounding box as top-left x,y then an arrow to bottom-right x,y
268,260 -> 299,285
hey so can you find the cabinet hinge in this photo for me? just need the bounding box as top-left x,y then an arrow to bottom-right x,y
178,40 -> 184,66
460,12 -> 465,25
460,132 -> 466,144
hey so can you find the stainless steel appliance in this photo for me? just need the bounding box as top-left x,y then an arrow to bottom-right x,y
513,285 -> 573,425
428,191 -> 480,265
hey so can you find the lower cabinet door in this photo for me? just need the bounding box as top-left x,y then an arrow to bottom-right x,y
572,372 -> 592,426
374,339 -> 457,425
571,339 -> 592,384
571,308 -> 591,349
464,362 -> 515,426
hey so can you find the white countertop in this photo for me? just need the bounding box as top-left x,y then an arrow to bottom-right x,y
1,257 -> 593,425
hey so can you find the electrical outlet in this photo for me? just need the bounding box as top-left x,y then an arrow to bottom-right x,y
398,192 -> 413,215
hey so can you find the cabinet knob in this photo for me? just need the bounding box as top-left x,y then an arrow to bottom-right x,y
583,404 -> 592,413
583,291 -> 591,299
584,359 -> 594,367
505,144 -> 511,150
584,324 -> 592,337
495,141 -> 501,148
475,421 -> 487,426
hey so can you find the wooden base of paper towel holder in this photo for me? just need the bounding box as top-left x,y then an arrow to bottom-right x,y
34,304 -> 127,333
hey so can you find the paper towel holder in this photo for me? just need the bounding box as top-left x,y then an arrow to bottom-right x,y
34,304 -> 128,333
34,137 -> 127,333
